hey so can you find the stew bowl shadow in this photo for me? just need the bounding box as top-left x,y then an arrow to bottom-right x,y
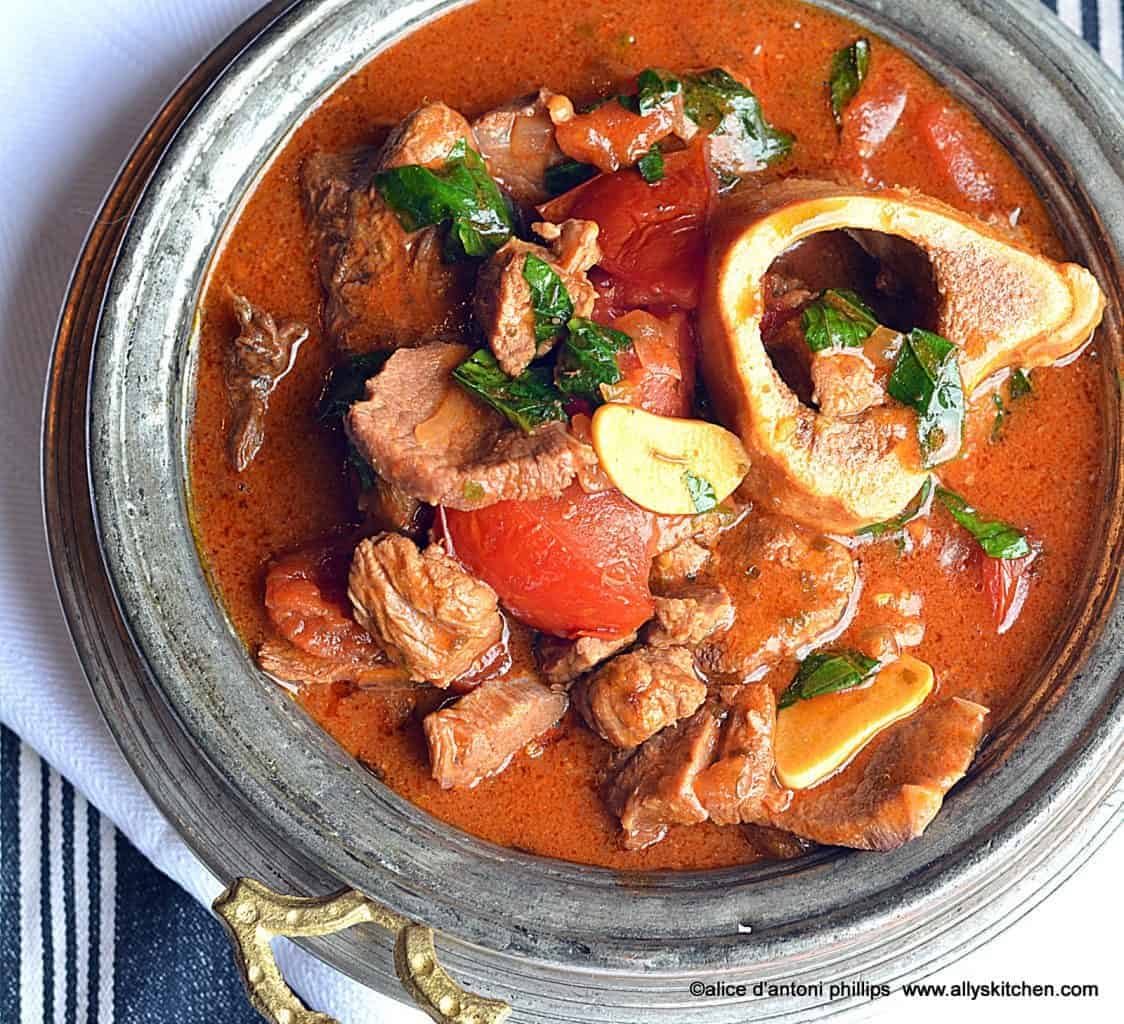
43,1 -> 1124,1020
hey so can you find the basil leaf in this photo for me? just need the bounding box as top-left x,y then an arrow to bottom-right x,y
544,159 -> 598,196
683,68 -> 794,171
935,487 -> 1031,559
316,353 -> 388,424
636,68 -> 682,115
829,39 -> 871,126
778,650 -> 881,709
886,328 -> 965,467
346,444 -> 377,492
684,471 -> 718,513
637,145 -> 665,183
555,318 -> 633,402
452,349 -> 566,432
990,392 -> 1007,444
1009,368 -> 1033,401
801,289 -> 878,353
374,138 -> 513,260
855,477 -> 933,538
522,255 -> 573,344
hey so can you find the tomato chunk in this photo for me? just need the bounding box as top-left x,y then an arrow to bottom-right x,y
915,102 -> 998,207
540,144 -> 716,310
553,97 -> 675,173
981,551 -> 1037,635
442,486 -> 656,639
608,310 -> 696,417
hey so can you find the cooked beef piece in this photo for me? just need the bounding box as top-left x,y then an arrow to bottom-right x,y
257,640 -> 411,689
642,584 -> 735,648
358,476 -> 432,540
347,533 -> 503,685
346,343 -> 596,509
741,823 -> 816,860
537,632 -> 636,685
604,703 -> 724,850
573,646 -> 706,748
811,350 -> 885,418
472,90 -> 564,205
474,219 -> 600,376
224,293 -> 308,472
424,674 -> 569,789
693,683 -> 777,825
301,143 -> 471,354
698,516 -> 856,682
650,538 -> 713,591
758,696 -> 989,850
652,507 -> 731,557
375,102 -> 474,171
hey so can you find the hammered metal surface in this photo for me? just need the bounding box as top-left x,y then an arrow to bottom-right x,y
44,1 -> 1124,1021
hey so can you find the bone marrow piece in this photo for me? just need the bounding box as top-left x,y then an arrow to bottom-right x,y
700,179 -> 1105,531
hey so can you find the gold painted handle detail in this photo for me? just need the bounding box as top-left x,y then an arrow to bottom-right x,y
213,878 -> 511,1024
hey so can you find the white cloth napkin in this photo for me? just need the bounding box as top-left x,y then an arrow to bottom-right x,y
0,3 -> 1119,1024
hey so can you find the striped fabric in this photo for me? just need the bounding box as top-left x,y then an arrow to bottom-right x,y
0,3 -> 1119,1023
0,727 -> 259,1023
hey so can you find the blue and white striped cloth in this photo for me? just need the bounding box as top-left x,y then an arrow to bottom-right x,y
0,2 -> 1120,1024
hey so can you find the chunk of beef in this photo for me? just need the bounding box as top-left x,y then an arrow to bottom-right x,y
257,640 -> 411,689
346,343 -> 596,509
642,584 -> 735,648
537,632 -> 636,686
424,674 -> 568,789
698,516 -> 856,682
224,293 -> 308,471
650,538 -> 713,591
472,90 -> 564,205
474,220 -> 600,376
573,646 -> 705,748
603,703 -> 723,850
693,683 -> 777,825
347,534 -> 502,685
758,696 -> 989,850
811,350 -> 885,418
301,141 -> 471,354
375,102 -> 474,171
741,824 -> 816,860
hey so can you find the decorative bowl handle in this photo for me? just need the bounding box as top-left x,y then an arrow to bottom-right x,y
214,878 -> 512,1024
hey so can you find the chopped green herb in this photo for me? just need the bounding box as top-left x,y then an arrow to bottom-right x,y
935,487 -> 1031,559
635,68 -> 682,115
346,444 -> 377,492
637,145 -> 665,183
462,480 -> 485,503
374,138 -> 513,260
316,353 -> 388,424
886,328 -> 965,467
683,68 -> 794,173
555,317 -> 633,402
544,159 -> 599,196
684,471 -> 718,513
801,289 -> 878,353
522,255 -> 573,345
1009,368 -> 1033,401
778,649 -> 881,709
990,392 -> 1008,444
829,39 -> 871,126
855,477 -> 933,539
452,349 -> 566,432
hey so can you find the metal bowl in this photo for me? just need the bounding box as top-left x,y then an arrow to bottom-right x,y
44,0 -> 1124,1020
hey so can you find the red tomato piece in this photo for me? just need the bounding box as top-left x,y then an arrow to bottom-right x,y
608,310 -> 696,417
264,538 -> 380,661
981,551 -> 1037,635
441,486 -> 657,639
836,66 -> 908,182
553,98 -> 675,173
540,145 -> 716,310
915,102 -> 998,207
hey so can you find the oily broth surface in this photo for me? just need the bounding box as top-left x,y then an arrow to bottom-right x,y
189,0 -> 1105,870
